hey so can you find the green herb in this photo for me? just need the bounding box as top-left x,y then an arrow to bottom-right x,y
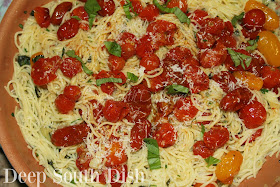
19,24 -> 23,29
246,36 -> 259,51
231,12 -> 244,27
32,55 -> 44,63
96,78 -> 122,86
30,10 -> 35,16
84,0 -> 101,29
24,48 -> 28,53
71,16 -> 81,21
46,28 -> 50,32
61,47 -> 65,58
66,50 -> 93,75
104,41 -> 122,57
260,88 -> 269,94
48,160 -> 56,170
204,156 -> 220,167
227,48 -> 252,70
88,13 -> 97,29
87,79 -> 93,83
123,3 -> 132,19
144,138 -> 161,170
70,179 -> 76,184
153,0 -> 175,13
166,84 -> 189,94
17,55 -> 30,66
127,72 -> 138,82
201,124 -> 205,137
165,164 -> 168,169
35,86 -> 42,98
11,113 -> 14,117
166,179 -> 171,186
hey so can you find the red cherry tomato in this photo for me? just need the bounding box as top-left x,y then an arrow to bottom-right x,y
57,18 -> 80,41
243,9 -> 266,30
190,9 -> 208,25
139,4 -> 159,22
202,17 -> 225,35
60,57 -> 82,78
199,42 -> 227,68
157,101 -> 174,117
89,99 -> 104,121
136,34 -> 160,58
96,70 -> 116,95
130,0 -> 143,14
145,76 -> 164,93
224,49 -> 254,72
34,7 -> 51,28
64,85 -> 81,101
174,97 -> 198,122
167,0 -> 188,12
196,31 -> 216,49
71,6 -> 89,21
239,101 -> 267,129
105,141 -> 128,167
203,126 -> 229,150
55,94 -> 76,114
108,55 -> 126,71
220,21 -> 234,36
241,27 -> 261,39
164,46 -> 193,63
183,65 -> 209,94
97,0 -> 116,16
130,119 -> 152,151
140,53 -> 160,72
118,32 -> 138,60
76,145 -> 92,172
261,66 -> 280,89
103,100 -> 129,123
212,71 -> 237,93
193,141 -> 215,158
125,84 -> 151,103
31,56 -> 60,86
111,71 -> 126,85
126,102 -> 152,122
51,123 -> 90,147
99,165 -> 128,186
248,129 -> 263,143
153,123 -> 177,148
51,2 -> 73,25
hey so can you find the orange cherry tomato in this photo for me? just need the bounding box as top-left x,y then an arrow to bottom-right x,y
215,151 -> 243,184
232,71 -> 263,90
105,141 -> 128,167
244,0 -> 279,30
257,31 -> 280,67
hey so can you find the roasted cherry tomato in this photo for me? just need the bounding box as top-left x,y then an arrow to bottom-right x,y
216,151 -> 243,184
261,66 -> 280,89
76,145 -> 92,172
99,164 -> 128,186
138,4 -> 159,22
232,71 -> 263,90
125,84 -> 151,103
51,2 -> 73,25
136,34 -> 160,58
157,101 -> 174,117
153,123 -> 177,148
166,0 -> 188,13
174,97 -> 198,122
140,53 -> 160,72
31,56 -> 60,86
103,100 -> 129,123
248,129 -> 263,143
71,6 -> 89,21
243,9 -> 266,30
57,18 -> 80,41
145,76 -> 164,93
60,57 -> 82,78
96,70 -> 115,95
239,101 -> 267,129
193,141 -> 214,158
130,119 -> 152,151
89,99 -> 104,121
111,71 -> 126,85
203,126 -> 229,150
212,71 -> 237,93
202,17 -> 225,35
164,46 -> 193,63
245,0 -> 279,30
105,141 -> 128,167
126,102 -> 151,122
108,55 -> 126,71
64,85 -> 81,101
220,87 -> 253,112
257,31 -> 280,67
51,123 -> 90,147
118,32 -> 138,60
196,31 -> 216,49
34,7 -> 51,28
97,0 -> 116,16
55,94 -> 76,114
130,0 -> 143,14
190,9 -> 208,25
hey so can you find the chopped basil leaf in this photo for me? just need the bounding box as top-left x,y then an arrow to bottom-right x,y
204,156 -> 220,167
260,88 -> 269,94
19,24 -> 23,29
123,3 -> 133,19
144,138 -> 161,170
153,0 -> 175,13
105,41 -> 122,57
127,72 -> 138,82
88,13 -> 97,29
17,55 -> 30,66
71,16 -> 81,21
84,0 -> 100,29
32,55 -> 44,63
66,50 -> 93,75
35,86 -> 42,98
227,48 -> 252,70
46,28 -> 50,32
96,78 -> 122,86
231,12 -> 244,27
246,36 -> 259,51
174,8 -> 190,25
201,124 -> 205,137
166,84 -> 189,94
11,113 -> 14,117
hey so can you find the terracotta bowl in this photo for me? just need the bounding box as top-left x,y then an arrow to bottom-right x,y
0,0 -> 279,186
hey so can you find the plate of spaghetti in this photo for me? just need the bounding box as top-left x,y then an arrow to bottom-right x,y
1,0 -> 280,186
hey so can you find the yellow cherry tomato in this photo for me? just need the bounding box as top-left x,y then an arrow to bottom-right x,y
215,151 -> 243,184
244,0 -> 279,30
233,71 -> 263,90
257,31 -> 280,67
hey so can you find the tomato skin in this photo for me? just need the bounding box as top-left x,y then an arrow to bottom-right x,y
233,71 -> 263,91
71,6 -> 89,21
203,126 -> 229,150
76,145 -> 92,172
243,9 -> 266,30
212,71 -> 237,93
125,84 -> 151,103
239,101 -> 267,129
108,55 -> 126,71
157,101 -> 174,117
103,100 -> 129,123
130,119 -> 152,151
55,94 -> 76,114
31,56 -> 60,86
34,7 -> 51,28
190,9 -> 208,25
139,4 -> 159,22
136,34 -> 160,58
57,18 -> 80,41
145,76 -> 164,93
89,99 -> 104,121
140,54 -> 160,72
153,123 -> 177,148
105,142 -> 128,167
202,17 -> 225,35
196,31 -> 216,49
118,32 -> 138,60
131,0 -> 143,14
164,46 -> 193,63
64,85 -> 81,101
174,97 -> 198,122
220,87 -> 253,112
261,66 -> 280,89
193,141 -> 214,158
60,57 -> 82,78
216,151 -> 243,184
111,71 -> 126,85
51,2 -> 73,25
166,0 -> 188,13
51,123 -> 90,147
97,0 -> 116,16
257,31 -> 280,67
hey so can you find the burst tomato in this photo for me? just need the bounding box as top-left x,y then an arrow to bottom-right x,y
166,0 -> 188,13
105,142 -> 128,167
89,99 -> 104,121
196,31 -> 216,49
76,145 -> 92,172
108,55 -> 126,71
193,141 -> 215,158
51,2 -> 73,25
71,6 -> 89,21
233,71 -> 263,90
96,70 -> 115,95
138,4 -> 159,22
103,100 -> 129,123
261,66 -> 280,89
203,126 -> 229,150
130,119 -> 152,151
97,0 -> 116,16
118,32 -> 138,60
153,123 -> 177,148
57,18 -> 80,41
243,9 -> 266,30
60,57 -> 82,78
140,53 -> 160,72
55,94 -> 76,114
190,9 -> 208,25
212,71 -> 237,93
64,85 -> 81,101
34,7 -> 51,28
174,97 -> 198,122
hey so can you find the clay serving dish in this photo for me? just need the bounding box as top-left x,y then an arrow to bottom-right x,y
0,0 -> 279,186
